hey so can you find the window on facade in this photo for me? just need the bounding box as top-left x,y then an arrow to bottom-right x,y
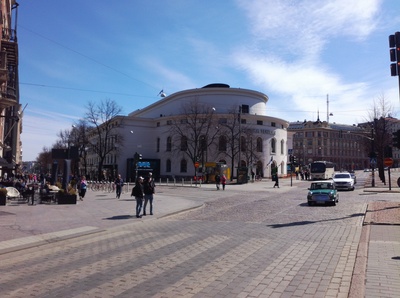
219,136 -> 227,152
181,136 -> 188,151
271,138 -> 276,153
257,137 -> 263,152
241,104 -> 249,114
271,122 -> 276,127
166,159 -> 171,172
218,118 -> 227,124
241,136 -> 247,152
180,159 -> 187,173
281,139 -> 284,154
157,122 -> 160,127
157,137 -> 160,152
166,136 -> 172,152
257,120 -> 263,125
166,120 -> 172,125
241,118 -> 246,124
306,132 -> 313,137
180,118 -> 188,124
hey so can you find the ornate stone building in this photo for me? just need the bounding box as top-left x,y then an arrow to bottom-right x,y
288,116 -> 370,171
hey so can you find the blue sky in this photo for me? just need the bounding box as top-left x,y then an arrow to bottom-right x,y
19,0 -> 400,161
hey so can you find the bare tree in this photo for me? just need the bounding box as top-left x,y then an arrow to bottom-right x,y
35,146 -> 53,174
85,99 -> 124,180
217,106 -> 258,180
54,128 -> 73,149
367,94 -> 396,184
71,120 -> 90,176
168,98 -> 219,177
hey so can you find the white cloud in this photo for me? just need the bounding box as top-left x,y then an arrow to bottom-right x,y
231,0 -> 387,124
236,0 -> 380,59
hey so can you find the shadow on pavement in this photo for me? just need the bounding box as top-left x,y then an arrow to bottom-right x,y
103,215 -> 134,220
267,212 -> 365,228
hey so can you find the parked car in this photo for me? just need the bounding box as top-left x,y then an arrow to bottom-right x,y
307,180 -> 339,206
332,172 -> 355,191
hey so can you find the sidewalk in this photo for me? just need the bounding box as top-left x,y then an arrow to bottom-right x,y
351,168 -> 400,298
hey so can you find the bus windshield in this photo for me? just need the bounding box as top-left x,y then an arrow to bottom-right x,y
310,163 -> 326,173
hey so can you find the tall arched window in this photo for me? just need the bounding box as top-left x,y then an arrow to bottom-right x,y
166,136 -> 172,152
181,136 -> 188,151
156,137 -> 160,152
180,159 -> 187,173
240,136 -> 246,152
256,137 -> 263,152
219,136 -> 227,152
166,159 -> 171,172
281,139 -> 285,154
271,138 -> 276,153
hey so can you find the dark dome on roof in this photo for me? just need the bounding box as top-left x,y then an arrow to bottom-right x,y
202,83 -> 230,88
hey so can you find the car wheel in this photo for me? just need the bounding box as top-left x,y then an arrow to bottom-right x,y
308,202 -> 313,206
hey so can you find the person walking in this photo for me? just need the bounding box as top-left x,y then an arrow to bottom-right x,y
273,174 -> 279,188
221,174 -> 227,190
131,176 -> 144,218
115,174 -> 124,199
143,172 -> 155,216
79,176 -> 87,201
215,173 -> 221,190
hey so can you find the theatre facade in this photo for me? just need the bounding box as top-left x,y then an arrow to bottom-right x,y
87,84 -> 290,182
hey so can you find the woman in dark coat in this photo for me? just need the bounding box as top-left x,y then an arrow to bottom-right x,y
131,176 -> 144,218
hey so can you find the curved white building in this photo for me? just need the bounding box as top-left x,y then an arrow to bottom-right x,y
89,84 -> 290,182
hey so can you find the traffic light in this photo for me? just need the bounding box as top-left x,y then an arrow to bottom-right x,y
134,152 -> 142,164
389,32 -> 400,76
293,156 -> 298,165
393,130 -> 400,149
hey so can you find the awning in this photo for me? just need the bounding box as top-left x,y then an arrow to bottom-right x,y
0,157 -> 14,168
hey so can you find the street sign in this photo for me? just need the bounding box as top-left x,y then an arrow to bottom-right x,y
194,161 -> 200,168
370,158 -> 377,165
384,157 -> 394,167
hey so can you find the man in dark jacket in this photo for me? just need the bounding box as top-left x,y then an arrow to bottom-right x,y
143,172 -> 155,216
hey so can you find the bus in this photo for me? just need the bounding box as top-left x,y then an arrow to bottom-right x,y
310,161 -> 335,180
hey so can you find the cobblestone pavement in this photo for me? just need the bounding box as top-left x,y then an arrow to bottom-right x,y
0,171 -> 399,297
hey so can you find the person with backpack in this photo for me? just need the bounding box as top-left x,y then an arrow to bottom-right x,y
131,176 -> 144,218
143,172 -> 155,216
